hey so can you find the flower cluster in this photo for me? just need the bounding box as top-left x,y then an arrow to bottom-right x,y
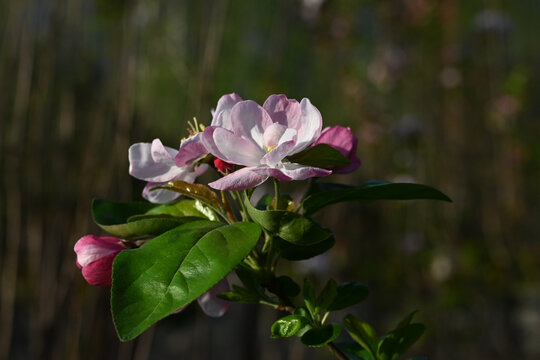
129,93 -> 360,200
74,93 -> 360,319
73,93 -> 448,357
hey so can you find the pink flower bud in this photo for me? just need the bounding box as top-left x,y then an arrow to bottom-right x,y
74,235 -> 127,286
313,126 -> 361,173
213,158 -> 235,174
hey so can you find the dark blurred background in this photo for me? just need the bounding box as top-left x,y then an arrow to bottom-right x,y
1,0 -> 540,359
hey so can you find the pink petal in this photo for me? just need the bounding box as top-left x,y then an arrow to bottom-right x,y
290,98 -> 322,155
202,127 -> 265,166
229,100 -> 273,145
197,278 -> 230,318
278,162 -> 332,180
175,133 -> 208,167
129,141 -> 183,182
313,126 -> 361,173
151,138 -> 177,164
142,182 -> 181,204
74,235 -> 125,267
208,166 -> 271,191
81,252 -> 118,286
260,139 -> 295,166
212,93 -> 243,129
263,94 -> 301,127
263,123 -> 288,148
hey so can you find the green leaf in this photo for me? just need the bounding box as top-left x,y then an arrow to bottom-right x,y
335,342 -> 376,360
145,199 -> 218,220
303,279 -> 317,317
328,282 -> 370,311
288,144 -> 350,168
275,276 -> 301,298
111,220 -> 261,341
344,315 -> 379,357
271,315 -> 310,338
275,236 -> 335,261
395,311 -> 418,330
92,198 -> 155,226
218,285 -> 261,303
317,279 -> 338,312
303,181 -> 452,216
92,199 -> 195,239
301,323 -> 342,347
378,323 -> 426,360
153,180 -> 223,210
245,199 -> 332,246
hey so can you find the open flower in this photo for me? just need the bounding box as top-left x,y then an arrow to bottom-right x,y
74,235 -> 127,286
313,126 -> 361,173
201,94 -> 331,190
129,139 -> 209,203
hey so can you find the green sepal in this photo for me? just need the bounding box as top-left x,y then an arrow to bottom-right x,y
301,323 -> 342,347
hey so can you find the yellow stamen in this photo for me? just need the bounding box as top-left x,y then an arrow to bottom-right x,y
265,145 -> 276,152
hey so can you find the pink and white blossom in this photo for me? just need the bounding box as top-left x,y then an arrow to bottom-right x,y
129,138 -> 208,203
74,235 -> 126,286
201,94 -> 331,190
313,126 -> 361,173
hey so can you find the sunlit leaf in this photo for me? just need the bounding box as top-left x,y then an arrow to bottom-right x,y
154,180 -> 222,210
111,220 -> 261,341
271,315 -> 310,338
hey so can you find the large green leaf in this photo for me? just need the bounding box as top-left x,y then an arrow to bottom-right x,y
92,199 -> 195,239
288,144 -> 350,168
245,199 -> 332,246
111,220 -> 261,341
302,181 -> 452,215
